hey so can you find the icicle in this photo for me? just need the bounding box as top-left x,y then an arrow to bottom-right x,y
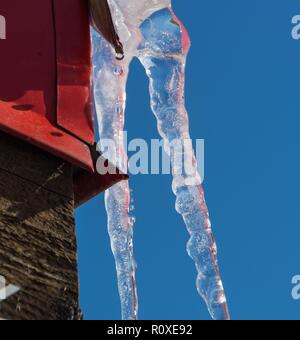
92,0 -> 229,320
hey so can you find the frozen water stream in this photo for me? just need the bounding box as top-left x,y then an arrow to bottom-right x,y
92,0 -> 229,320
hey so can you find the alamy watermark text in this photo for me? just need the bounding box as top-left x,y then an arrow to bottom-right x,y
292,15 -> 300,40
0,15 -> 6,40
292,275 -> 300,300
96,134 -> 205,185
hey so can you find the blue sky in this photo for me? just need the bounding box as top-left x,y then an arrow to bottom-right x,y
76,0 -> 300,320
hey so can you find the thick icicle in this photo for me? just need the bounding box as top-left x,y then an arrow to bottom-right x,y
92,0 -> 229,320
91,27 -> 138,320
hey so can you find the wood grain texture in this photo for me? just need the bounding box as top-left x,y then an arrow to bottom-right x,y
0,133 -> 80,320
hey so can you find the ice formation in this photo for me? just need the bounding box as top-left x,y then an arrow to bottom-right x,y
92,0 -> 230,320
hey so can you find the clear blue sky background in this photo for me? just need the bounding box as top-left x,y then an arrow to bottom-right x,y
76,0 -> 300,320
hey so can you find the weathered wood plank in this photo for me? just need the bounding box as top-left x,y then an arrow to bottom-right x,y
0,133 -> 80,320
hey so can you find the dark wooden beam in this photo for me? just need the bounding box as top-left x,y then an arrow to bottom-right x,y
0,132 -> 81,320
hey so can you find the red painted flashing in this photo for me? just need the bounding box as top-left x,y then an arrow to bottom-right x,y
0,0 -> 126,206
53,0 -> 95,145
